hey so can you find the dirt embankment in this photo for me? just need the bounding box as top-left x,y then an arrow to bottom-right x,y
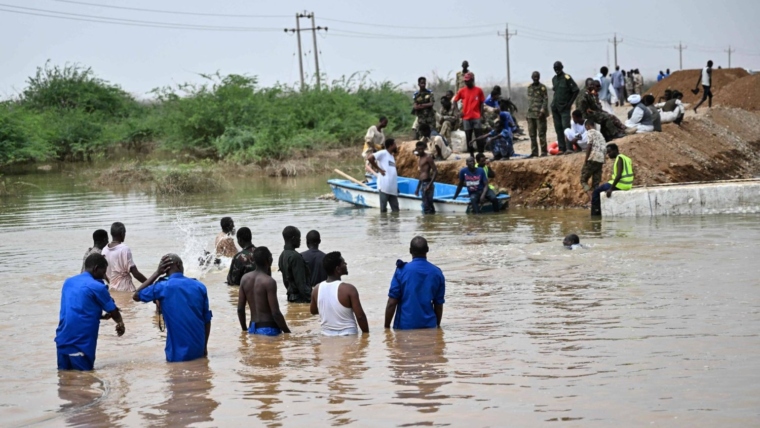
396,107 -> 760,207
713,73 -> 760,111
647,68 -> 749,104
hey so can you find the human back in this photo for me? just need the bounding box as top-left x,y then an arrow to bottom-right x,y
311,251 -> 368,335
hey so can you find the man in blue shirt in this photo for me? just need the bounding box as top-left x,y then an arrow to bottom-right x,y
55,254 -> 125,371
133,254 -> 212,363
384,236 -> 445,330
453,157 -> 500,213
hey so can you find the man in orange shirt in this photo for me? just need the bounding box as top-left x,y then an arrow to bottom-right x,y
452,72 -> 485,157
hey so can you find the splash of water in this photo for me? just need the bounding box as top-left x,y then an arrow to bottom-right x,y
171,212 -> 230,279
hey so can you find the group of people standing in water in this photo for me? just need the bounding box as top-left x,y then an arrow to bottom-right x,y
56,219 -> 445,371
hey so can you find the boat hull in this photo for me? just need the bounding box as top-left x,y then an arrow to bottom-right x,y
328,176 -> 509,214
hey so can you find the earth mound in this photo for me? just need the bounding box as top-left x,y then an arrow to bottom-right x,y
714,73 -> 760,111
646,68 -> 749,104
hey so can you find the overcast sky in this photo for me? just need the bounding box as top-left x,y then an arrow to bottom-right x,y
1,0 -> 759,99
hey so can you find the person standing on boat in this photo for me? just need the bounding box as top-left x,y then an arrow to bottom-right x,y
414,141 -> 438,215
367,139 -> 400,213
453,157 -> 499,214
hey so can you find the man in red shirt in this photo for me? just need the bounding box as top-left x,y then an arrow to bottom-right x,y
452,72 -> 485,157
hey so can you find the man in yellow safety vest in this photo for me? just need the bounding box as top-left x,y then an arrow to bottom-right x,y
591,143 -> 633,216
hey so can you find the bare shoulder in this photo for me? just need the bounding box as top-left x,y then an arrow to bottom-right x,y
339,282 -> 358,294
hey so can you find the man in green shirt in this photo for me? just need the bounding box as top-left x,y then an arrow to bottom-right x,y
551,61 -> 580,154
526,71 -> 549,157
277,226 -> 312,303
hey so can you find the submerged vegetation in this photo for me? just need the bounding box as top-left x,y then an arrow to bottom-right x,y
0,62 -> 412,168
94,161 -> 227,195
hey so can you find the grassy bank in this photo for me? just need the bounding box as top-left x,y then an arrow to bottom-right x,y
0,62 -> 412,168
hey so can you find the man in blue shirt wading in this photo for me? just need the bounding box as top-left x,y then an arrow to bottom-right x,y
133,254 -> 212,363
55,254 -> 125,371
384,236 -> 445,330
453,157 -> 500,214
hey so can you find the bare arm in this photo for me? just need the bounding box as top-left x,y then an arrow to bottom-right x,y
347,285 -> 369,333
132,268 -> 163,301
429,158 -> 438,184
434,304 -> 443,327
453,179 -> 464,200
367,153 -> 384,175
130,266 -> 148,284
384,297 -> 399,329
310,285 -> 319,315
237,285 -> 247,331
109,308 -> 125,336
267,282 -> 291,333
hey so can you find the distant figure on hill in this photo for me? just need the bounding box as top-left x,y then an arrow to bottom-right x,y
101,222 -> 147,292
611,66 -> 625,107
633,69 -> 644,95
215,217 -> 238,258
412,76 -> 436,137
657,71 -> 666,81
625,71 -> 635,97
665,68 -> 671,77
598,67 -> 614,114
363,116 -> 388,175
452,72 -> 486,157
694,60 -> 714,113
455,60 -> 473,93
437,92 -> 460,141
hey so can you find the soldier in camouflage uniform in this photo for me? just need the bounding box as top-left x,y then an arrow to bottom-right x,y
577,79 -> 625,141
413,76 -> 437,133
437,91 -> 460,141
455,60 -> 473,93
226,227 -> 256,286
551,61 -> 580,153
526,71 -> 549,157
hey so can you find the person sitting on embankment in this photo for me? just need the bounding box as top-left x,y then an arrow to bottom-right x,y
591,143 -> 634,216
624,95 -> 654,134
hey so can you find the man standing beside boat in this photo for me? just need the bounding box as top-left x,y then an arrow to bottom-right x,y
414,141 -> 438,215
367,139 -> 400,213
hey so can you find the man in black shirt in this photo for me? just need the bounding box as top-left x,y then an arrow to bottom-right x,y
301,230 -> 328,288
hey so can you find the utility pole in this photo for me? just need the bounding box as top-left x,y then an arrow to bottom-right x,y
725,45 -> 736,68
497,24 -> 517,97
608,33 -> 622,68
284,12 -> 327,91
674,42 -> 687,70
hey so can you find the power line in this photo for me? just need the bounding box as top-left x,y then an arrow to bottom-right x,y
49,0 -> 290,18
328,29 -> 494,40
0,3 -> 282,31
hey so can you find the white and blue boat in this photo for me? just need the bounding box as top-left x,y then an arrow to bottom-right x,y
327,175 -> 509,214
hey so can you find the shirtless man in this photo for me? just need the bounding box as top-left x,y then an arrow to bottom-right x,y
414,141 -> 438,215
237,247 -> 291,336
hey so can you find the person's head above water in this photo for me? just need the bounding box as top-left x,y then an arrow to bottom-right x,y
282,226 -> 301,248
162,253 -> 184,275
84,253 -> 108,280
92,229 -> 109,249
253,246 -> 273,273
563,234 -> 580,248
409,236 -> 429,259
306,230 -> 321,249
323,251 -> 347,279
236,227 -> 252,248
110,222 -> 126,242
220,217 -> 235,234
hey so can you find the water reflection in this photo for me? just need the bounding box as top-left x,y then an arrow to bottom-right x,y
56,371 -> 113,427
314,335 -> 370,426
385,329 -> 450,415
239,334 -> 285,425
141,359 -> 219,427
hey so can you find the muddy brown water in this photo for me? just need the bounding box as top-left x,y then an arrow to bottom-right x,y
0,171 -> 758,427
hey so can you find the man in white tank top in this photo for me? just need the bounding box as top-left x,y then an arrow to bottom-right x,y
310,252 -> 369,336
694,60 -> 713,113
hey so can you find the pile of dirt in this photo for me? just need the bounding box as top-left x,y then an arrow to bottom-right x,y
395,107 -> 760,208
646,68 -> 749,104
714,73 -> 760,111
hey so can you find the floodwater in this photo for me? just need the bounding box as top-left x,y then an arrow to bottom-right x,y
0,169 -> 758,427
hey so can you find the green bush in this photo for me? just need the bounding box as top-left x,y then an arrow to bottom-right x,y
0,103 -> 51,164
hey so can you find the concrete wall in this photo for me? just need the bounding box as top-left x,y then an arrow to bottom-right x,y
601,180 -> 760,217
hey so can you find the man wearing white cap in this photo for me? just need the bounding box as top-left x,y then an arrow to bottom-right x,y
624,94 -> 654,134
